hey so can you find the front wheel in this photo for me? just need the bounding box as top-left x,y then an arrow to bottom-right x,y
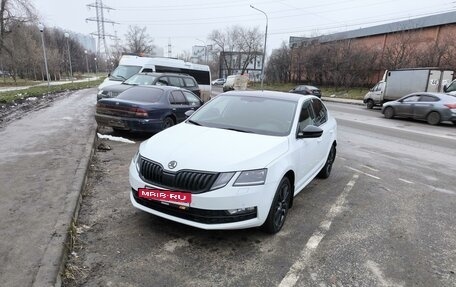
426,111 -> 440,125
366,99 -> 375,109
318,144 -> 336,179
261,177 -> 292,234
383,106 -> 394,119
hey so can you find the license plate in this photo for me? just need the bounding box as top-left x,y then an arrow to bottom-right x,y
138,188 -> 192,204
109,119 -> 125,128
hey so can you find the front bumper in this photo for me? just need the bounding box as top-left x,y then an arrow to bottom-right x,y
129,161 -> 278,230
95,113 -> 163,133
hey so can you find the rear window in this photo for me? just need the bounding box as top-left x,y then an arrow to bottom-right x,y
117,87 -> 163,103
183,77 -> 197,87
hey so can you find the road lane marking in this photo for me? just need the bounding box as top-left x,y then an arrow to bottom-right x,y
278,173 -> 359,287
346,166 -> 381,180
361,164 -> 379,172
366,260 -> 404,287
398,178 -> 414,184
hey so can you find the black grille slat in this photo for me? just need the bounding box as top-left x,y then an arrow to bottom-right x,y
138,157 -> 218,193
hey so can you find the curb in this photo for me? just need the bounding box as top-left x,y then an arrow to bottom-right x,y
321,97 -> 365,106
32,124 -> 97,287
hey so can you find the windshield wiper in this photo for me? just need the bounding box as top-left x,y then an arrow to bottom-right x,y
223,127 -> 253,133
187,120 -> 202,126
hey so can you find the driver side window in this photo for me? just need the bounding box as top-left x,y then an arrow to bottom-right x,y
297,100 -> 315,132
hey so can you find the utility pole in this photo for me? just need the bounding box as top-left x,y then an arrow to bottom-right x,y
86,0 -> 116,61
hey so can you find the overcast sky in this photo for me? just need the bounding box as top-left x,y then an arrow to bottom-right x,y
32,0 -> 453,56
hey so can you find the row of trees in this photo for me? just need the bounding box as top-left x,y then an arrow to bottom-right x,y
266,30 -> 456,87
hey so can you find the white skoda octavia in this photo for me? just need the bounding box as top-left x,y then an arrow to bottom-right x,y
129,91 -> 337,233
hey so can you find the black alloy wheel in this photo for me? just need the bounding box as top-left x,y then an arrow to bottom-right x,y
383,106 -> 395,119
261,177 -> 292,234
162,117 -> 175,130
318,144 -> 336,179
426,111 -> 440,125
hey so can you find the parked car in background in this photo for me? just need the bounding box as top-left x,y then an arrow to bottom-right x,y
97,72 -> 201,100
129,90 -> 337,234
382,92 -> 456,125
95,86 -> 203,133
289,85 -> 322,98
211,78 -> 226,85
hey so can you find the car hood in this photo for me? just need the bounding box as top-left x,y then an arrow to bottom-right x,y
139,123 -> 289,172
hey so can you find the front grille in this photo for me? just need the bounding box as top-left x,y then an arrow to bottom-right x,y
139,157 -> 218,193
132,189 -> 257,224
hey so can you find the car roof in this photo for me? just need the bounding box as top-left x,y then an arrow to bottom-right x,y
135,72 -> 193,78
297,85 -> 319,89
222,90 -> 316,102
405,92 -> 456,100
127,85 -> 184,92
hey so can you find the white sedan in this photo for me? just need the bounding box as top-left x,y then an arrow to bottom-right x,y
129,90 -> 337,234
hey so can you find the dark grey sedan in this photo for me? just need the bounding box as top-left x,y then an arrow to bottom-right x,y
289,85 -> 321,98
382,92 -> 456,125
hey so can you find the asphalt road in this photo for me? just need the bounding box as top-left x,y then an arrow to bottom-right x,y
63,98 -> 456,286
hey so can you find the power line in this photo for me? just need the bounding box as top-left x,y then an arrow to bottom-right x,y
86,0 -> 117,59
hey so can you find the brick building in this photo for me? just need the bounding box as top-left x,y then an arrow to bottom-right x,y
289,11 -> 456,86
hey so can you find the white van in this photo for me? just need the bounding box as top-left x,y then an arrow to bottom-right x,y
99,55 -> 212,101
222,75 -> 249,92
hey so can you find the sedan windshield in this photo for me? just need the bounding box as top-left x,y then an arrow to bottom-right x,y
109,65 -> 142,81
117,87 -> 163,103
124,74 -> 157,85
189,95 -> 297,136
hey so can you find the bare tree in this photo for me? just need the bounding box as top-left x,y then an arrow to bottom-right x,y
208,25 -> 263,76
265,42 -> 291,83
0,0 -> 36,57
124,25 -> 155,55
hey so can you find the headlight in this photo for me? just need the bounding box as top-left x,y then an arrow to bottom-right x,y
97,89 -> 104,95
233,169 -> 267,186
210,172 -> 235,190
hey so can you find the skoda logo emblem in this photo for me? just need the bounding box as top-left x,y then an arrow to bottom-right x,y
168,161 -> 177,169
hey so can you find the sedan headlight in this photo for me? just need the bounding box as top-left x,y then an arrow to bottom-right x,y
234,169 -> 267,186
211,172 -> 235,190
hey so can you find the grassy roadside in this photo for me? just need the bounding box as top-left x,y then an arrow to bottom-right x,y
249,83 -> 369,100
0,79 -> 104,104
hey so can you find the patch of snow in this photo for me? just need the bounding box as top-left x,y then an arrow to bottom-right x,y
97,133 -> 135,144
26,97 -> 38,101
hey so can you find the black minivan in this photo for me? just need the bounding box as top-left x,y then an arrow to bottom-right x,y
97,72 -> 201,100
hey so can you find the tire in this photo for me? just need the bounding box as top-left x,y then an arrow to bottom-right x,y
261,177 -> 292,234
318,144 -> 336,179
162,117 -> 175,130
383,106 -> 394,119
366,99 -> 375,109
426,111 -> 440,125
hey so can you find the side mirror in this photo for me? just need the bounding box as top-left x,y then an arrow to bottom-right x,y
297,125 -> 323,139
443,84 -> 448,92
107,72 -> 111,77
185,110 -> 195,118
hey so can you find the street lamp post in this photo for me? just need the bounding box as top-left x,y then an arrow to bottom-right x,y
38,24 -> 50,88
64,32 -> 73,83
250,5 -> 268,90
84,50 -> 89,78
94,57 -> 98,75
196,38 -> 208,64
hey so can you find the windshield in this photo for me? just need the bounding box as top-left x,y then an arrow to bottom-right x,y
109,65 -> 142,81
124,74 -> 157,85
446,80 -> 456,93
189,95 -> 297,136
117,87 -> 163,103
